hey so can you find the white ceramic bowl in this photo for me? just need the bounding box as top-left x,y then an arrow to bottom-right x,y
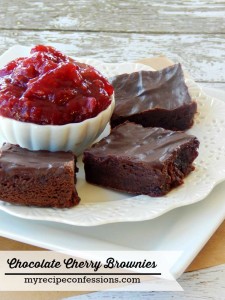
0,94 -> 115,156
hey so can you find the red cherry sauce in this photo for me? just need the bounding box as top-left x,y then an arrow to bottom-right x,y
0,45 -> 114,125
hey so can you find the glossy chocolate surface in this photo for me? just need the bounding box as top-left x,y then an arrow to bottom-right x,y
110,64 -> 192,117
86,122 -> 199,166
0,143 -> 75,173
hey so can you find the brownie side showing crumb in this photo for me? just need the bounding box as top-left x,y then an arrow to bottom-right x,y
83,122 -> 199,197
110,64 -> 197,130
0,144 -> 80,208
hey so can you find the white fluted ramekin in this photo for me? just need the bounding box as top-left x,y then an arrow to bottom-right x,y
0,94 -> 115,156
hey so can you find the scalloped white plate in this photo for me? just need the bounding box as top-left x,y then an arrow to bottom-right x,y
0,46 -> 225,226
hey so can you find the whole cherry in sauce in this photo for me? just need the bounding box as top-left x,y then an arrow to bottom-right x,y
0,45 -> 114,125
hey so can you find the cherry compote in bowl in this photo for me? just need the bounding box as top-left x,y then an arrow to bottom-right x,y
0,45 -> 114,155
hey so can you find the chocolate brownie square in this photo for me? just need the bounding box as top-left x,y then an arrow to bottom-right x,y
110,64 -> 197,130
0,143 -> 80,207
83,122 -> 199,197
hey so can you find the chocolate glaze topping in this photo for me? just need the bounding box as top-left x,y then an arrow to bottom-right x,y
86,122 -> 199,167
110,64 -> 193,116
0,143 -> 75,174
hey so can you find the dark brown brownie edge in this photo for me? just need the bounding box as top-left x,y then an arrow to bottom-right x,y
110,101 -> 197,130
0,168 -> 80,208
83,138 -> 199,197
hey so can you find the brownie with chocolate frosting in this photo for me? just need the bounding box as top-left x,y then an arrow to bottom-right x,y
0,143 -> 80,207
83,122 -> 199,197
110,64 -> 197,130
